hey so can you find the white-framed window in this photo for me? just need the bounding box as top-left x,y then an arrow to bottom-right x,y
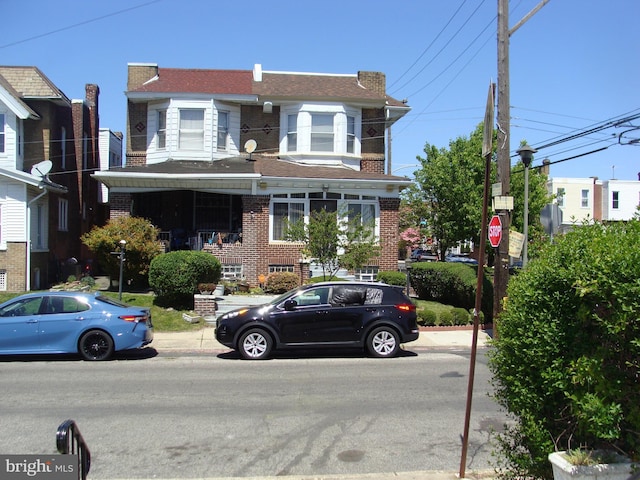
612,191 -> 619,209
347,202 -> 376,235
311,114 -> 334,152
272,197 -> 305,241
354,266 -> 378,282
281,106 -> 361,156
0,113 -> 5,153
287,114 -> 298,152
556,188 -> 565,206
179,109 -> 204,150
217,111 -> 229,151
581,189 -> 589,208
0,270 -> 6,291
61,127 -> 66,170
58,198 -> 68,231
157,110 -> 166,149
346,115 -> 355,154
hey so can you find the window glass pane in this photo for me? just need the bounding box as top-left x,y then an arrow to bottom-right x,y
311,114 -> 334,152
273,203 -> 288,240
217,111 -> 228,151
347,115 -> 355,153
287,114 -> 297,151
157,110 -> 166,149
179,109 -> 204,150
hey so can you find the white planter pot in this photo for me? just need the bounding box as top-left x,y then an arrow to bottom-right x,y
214,285 -> 225,296
549,451 -> 635,480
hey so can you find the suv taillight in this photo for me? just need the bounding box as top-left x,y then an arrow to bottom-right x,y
395,303 -> 416,312
119,314 -> 148,323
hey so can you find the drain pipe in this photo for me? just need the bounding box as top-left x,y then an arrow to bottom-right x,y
26,187 -> 48,291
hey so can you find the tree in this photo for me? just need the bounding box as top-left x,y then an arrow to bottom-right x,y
284,207 -> 381,280
81,216 -> 160,288
409,123 -> 494,259
407,124 -> 549,262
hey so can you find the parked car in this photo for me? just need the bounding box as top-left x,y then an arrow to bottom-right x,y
215,282 -> 419,360
0,292 -> 153,361
410,249 -> 438,262
445,254 -> 478,265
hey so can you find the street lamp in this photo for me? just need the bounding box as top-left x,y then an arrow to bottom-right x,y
118,240 -> 126,301
516,144 -> 537,268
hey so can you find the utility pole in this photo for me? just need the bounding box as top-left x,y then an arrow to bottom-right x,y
494,0 -> 510,318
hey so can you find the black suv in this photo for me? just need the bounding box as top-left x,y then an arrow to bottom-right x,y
215,282 -> 419,360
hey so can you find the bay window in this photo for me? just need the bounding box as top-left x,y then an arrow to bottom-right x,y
217,111 -> 229,151
157,110 -> 166,149
311,114 -> 334,152
287,114 -> 297,152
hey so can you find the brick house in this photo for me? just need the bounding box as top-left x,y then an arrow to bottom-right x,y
0,66 -> 103,291
94,63 -> 411,287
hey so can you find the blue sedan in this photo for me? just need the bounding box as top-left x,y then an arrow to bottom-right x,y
0,291 -> 153,361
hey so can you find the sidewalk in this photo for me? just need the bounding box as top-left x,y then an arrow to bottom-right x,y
151,323 -> 491,352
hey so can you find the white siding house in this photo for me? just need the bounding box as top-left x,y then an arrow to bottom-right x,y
601,179 -> 640,221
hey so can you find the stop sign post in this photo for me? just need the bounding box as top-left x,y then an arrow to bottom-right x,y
488,215 -> 502,248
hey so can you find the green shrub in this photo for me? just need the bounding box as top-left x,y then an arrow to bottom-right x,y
452,307 -> 471,325
376,270 -> 406,286
149,251 -> 221,308
417,308 -> 437,326
409,262 -> 493,321
264,272 -> 299,293
80,276 -> 96,287
438,309 -> 454,326
489,220 -> 640,479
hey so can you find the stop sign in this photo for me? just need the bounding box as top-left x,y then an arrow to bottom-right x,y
488,215 -> 502,247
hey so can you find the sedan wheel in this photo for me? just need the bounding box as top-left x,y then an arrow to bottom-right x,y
79,329 -> 114,361
367,327 -> 400,358
239,329 -> 272,360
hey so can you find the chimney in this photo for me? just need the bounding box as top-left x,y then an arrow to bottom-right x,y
357,71 -> 386,96
542,158 -> 550,176
127,63 -> 158,90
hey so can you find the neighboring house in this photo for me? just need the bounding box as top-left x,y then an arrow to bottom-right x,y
547,175 -> 640,233
94,63 -> 412,286
0,66 -> 102,291
98,128 -> 123,204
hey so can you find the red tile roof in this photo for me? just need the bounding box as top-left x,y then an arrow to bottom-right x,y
131,68 -> 254,95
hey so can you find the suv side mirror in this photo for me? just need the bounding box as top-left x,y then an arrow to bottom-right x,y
283,299 -> 298,311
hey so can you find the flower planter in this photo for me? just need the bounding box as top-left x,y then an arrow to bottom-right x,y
549,451 -> 635,480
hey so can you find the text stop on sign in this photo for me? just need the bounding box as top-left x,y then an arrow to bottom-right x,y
488,215 -> 502,247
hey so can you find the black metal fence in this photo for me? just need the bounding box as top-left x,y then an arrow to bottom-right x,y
56,420 -> 91,480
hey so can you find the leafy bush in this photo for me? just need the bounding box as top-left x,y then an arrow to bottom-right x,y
81,216 -> 160,289
410,262 -> 493,321
264,272 -> 299,294
489,220 -> 640,479
452,307 -> 471,325
377,270 -> 406,286
438,310 -> 454,326
417,308 -> 437,326
149,251 -> 221,308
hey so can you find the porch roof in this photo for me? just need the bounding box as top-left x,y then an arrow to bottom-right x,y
93,156 -> 412,193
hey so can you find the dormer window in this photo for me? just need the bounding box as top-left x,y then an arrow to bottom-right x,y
287,114 -> 297,152
217,111 -> 229,151
179,109 -> 204,150
0,113 -> 5,153
347,115 -> 355,154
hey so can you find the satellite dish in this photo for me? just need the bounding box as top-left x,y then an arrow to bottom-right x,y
244,139 -> 257,154
30,160 -> 52,177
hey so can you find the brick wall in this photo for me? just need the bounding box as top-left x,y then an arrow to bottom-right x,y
379,197 -> 401,271
194,295 -> 217,317
127,64 -> 158,91
240,105 -> 280,155
127,101 -> 148,155
109,193 -> 133,219
0,242 -> 27,291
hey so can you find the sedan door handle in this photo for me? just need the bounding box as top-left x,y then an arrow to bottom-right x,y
316,310 -> 329,315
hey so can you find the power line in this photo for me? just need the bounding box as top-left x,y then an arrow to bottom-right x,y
0,0 -> 163,49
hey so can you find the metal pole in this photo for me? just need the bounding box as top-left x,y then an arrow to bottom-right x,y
523,162 -> 529,267
118,240 -> 126,301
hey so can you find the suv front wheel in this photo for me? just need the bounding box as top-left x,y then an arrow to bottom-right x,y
238,328 -> 273,360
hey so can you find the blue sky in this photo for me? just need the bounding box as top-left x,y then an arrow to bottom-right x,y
2,0 -> 638,181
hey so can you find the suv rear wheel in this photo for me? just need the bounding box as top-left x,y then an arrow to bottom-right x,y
367,326 -> 400,358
